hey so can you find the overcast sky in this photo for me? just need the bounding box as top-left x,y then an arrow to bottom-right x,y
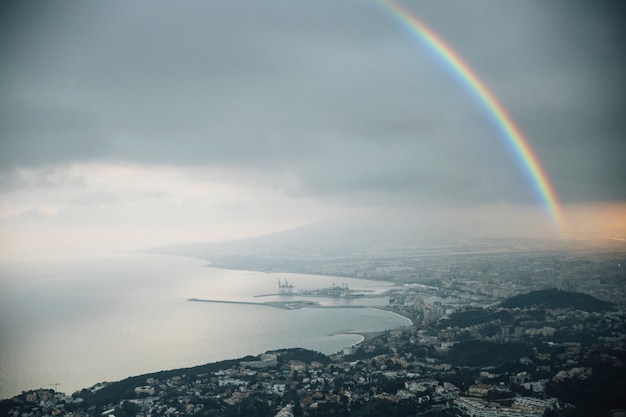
1,1 -> 625,261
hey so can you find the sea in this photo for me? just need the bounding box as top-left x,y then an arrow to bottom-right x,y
0,253 -> 410,399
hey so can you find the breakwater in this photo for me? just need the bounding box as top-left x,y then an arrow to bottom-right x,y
187,298 -> 371,311
188,298 -> 320,310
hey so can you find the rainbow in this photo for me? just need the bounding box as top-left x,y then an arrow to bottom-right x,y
379,0 -> 566,235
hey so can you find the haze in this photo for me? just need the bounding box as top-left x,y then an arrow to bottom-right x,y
1,1 -> 625,261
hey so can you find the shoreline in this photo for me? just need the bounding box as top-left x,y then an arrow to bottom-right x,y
188,298 -> 412,353
2,255 -> 408,399
337,308 -> 413,348
347,330 -> 388,344
374,305 -> 414,325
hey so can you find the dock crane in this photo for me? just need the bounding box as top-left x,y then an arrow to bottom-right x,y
42,383 -> 60,392
278,278 -> 295,296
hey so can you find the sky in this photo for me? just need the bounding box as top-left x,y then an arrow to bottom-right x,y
1,1 -> 625,261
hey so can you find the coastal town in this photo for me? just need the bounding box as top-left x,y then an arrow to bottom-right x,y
3,0 -> 625,415
197,241 -> 626,308
3,277 -> 625,417
3,247 -> 625,416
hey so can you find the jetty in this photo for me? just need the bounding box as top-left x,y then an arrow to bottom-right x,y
188,298 -> 320,310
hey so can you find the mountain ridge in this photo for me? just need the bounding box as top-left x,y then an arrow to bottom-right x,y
146,217 -> 574,266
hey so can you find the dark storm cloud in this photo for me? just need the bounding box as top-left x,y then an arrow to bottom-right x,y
1,0 -> 624,206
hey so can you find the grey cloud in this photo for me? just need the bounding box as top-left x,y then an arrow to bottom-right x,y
70,192 -> 119,207
1,0 -> 624,207
0,165 -> 86,192
1,208 -> 53,224
0,96 -> 108,168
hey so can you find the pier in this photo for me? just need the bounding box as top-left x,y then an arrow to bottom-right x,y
188,298 -> 320,310
188,298 -> 369,311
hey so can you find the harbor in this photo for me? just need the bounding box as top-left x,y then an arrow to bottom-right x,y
189,279 -> 380,310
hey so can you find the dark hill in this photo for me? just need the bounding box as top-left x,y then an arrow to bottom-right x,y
70,348 -> 326,407
500,289 -> 611,312
438,309 -> 512,328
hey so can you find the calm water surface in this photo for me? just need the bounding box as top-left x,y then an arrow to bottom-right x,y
0,253 -> 409,399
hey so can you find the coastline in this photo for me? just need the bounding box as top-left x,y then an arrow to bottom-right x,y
374,305 -> 414,325
349,330 -> 387,343
338,308 -> 412,348
188,298 -> 412,352
188,297 -> 413,344
2,255 -> 409,399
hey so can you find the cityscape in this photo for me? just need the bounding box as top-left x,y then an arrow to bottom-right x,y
1,1 -> 625,417
3,243 -> 625,417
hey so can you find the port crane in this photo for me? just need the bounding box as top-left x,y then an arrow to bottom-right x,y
277,278 -> 295,296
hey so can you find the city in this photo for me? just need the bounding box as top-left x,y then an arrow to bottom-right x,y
3,247 -> 625,417
2,1 -> 625,416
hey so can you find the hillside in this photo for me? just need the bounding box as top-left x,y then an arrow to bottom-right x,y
145,216 -> 573,274
500,288 -> 612,312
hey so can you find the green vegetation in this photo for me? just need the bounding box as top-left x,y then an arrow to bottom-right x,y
74,348 -> 327,408
500,289 -> 612,312
115,401 -> 140,417
220,397 -> 272,417
275,348 -> 332,365
439,309 -> 511,328
546,354 -> 626,417
0,399 -> 19,416
76,356 -> 254,407
446,340 -> 532,367
349,398 -> 418,417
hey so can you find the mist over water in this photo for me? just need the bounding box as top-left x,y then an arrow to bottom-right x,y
0,253 -> 409,399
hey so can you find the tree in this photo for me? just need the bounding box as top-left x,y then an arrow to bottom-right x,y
116,401 -> 140,417
293,401 -> 303,417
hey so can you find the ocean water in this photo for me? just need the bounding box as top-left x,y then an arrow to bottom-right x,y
0,253 -> 409,399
